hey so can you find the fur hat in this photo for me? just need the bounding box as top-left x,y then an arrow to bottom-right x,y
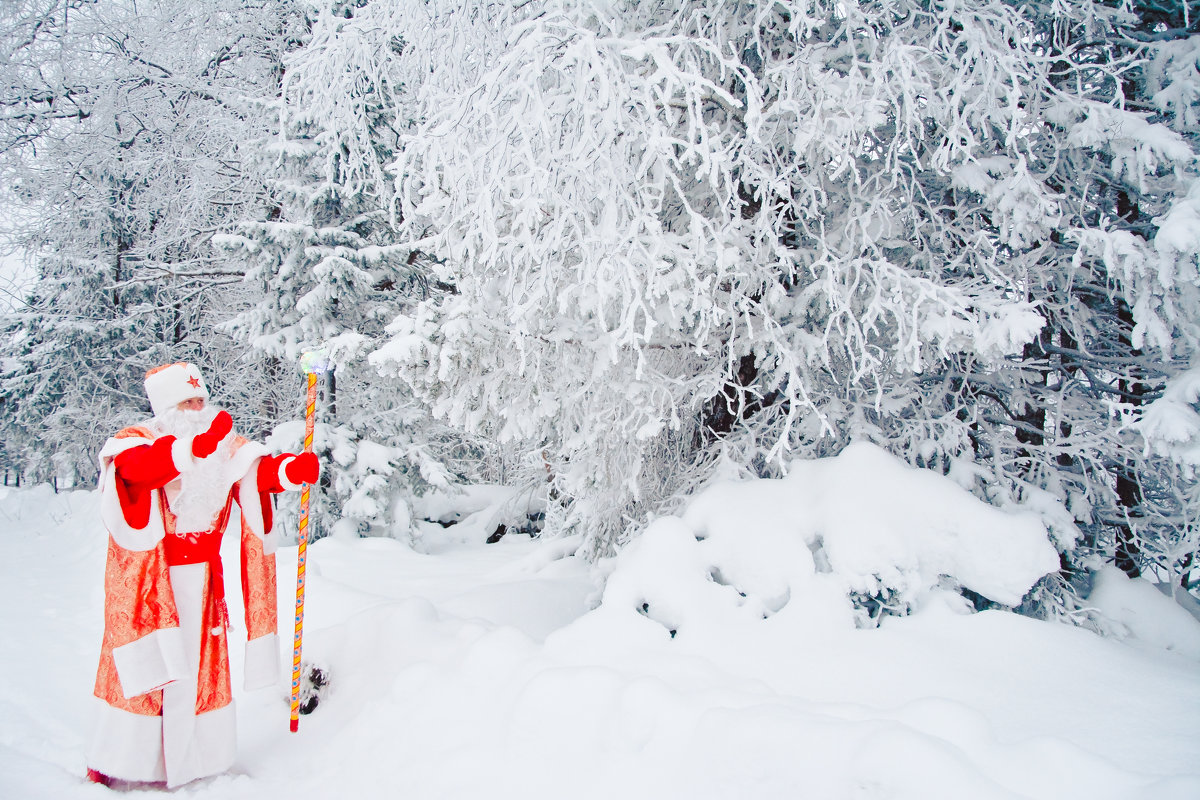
144,362 -> 209,417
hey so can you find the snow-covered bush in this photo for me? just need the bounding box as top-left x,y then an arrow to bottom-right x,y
590,442 -> 1058,638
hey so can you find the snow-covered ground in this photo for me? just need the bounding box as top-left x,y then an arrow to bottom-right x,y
2,445 -> 1199,799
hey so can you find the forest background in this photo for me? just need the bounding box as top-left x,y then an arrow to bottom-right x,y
2,0 -> 1199,626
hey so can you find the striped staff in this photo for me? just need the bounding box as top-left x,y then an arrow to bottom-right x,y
290,350 -> 330,732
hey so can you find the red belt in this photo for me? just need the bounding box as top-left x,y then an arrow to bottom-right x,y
160,491 -> 234,631
163,529 -> 229,631
162,526 -> 223,565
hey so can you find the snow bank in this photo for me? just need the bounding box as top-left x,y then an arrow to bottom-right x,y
589,441 -> 1059,649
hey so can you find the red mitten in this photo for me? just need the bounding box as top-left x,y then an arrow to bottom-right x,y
191,410 -> 233,458
285,452 -> 320,485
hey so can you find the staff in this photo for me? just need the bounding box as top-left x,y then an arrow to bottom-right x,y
291,350 -> 330,732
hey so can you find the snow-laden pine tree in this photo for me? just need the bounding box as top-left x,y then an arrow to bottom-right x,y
957,0 -> 1200,617
371,0 -> 1200,604
0,0 -> 305,482
1071,0 -> 1200,604
217,0 -> 474,542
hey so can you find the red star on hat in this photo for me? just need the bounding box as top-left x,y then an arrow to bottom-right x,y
187,376 -> 202,389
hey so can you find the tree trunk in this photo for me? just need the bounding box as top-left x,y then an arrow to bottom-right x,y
1112,192 -> 1145,579
1114,469 -> 1142,578
702,354 -> 758,438
1015,327 -> 1050,469
326,370 -> 337,422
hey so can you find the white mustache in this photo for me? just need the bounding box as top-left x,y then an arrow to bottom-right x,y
153,406 -> 223,441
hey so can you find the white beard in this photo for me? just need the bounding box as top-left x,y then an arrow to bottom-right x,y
151,406 -> 238,533
150,406 -> 219,440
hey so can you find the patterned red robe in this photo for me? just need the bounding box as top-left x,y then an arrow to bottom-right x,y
87,425 -> 287,787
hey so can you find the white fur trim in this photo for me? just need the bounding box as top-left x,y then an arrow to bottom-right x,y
171,434 -> 197,473
161,563 -> 238,787
235,474 -> 264,538
87,701 -> 236,788
228,441 -> 268,485
85,700 -> 167,782
244,633 -> 280,691
235,468 -> 278,554
112,626 -> 188,699
277,455 -> 305,491
144,363 -> 209,417
164,703 -> 237,788
98,434 -> 166,551
98,433 -> 153,469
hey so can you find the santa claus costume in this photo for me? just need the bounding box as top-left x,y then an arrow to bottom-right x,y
86,363 -> 317,787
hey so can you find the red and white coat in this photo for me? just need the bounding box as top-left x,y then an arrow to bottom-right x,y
87,425 -> 300,787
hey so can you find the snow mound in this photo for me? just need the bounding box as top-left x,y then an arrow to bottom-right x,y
1087,566 -> 1200,659
596,441 -> 1059,640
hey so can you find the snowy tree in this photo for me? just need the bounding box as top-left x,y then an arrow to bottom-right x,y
0,0 -> 305,481
371,0 -> 1200,604
367,1 -> 1040,543
217,0 -> 474,542
1056,0 -> 1200,598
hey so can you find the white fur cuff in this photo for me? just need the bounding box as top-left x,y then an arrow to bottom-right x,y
170,435 -> 197,473
244,634 -> 280,691
277,456 -> 304,491
112,626 -> 188,698
85,700 -> 167,782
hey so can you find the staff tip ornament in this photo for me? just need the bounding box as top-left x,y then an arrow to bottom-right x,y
300,349 -> 333,375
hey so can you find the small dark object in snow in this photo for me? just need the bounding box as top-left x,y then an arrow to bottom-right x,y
486,524 -> 508,544
297,663 -> 329,715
